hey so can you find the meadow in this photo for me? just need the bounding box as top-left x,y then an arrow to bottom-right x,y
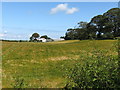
2,40 -> 118,88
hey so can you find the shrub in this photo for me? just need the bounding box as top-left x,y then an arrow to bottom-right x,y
11,76 -> 28,88
65,50 -> 120,88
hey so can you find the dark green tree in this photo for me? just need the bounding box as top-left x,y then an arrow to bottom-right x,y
103,8 -> 120,37
64,8 -> 120,40
29,36 -> 33,42
78,21 -> 88,29
89,15 -> 107,39
86,23 -> 97,39
30,33 -> 40,42
40,35 -> 50,39
32,33 -> 40,39
65,28 -> 76,40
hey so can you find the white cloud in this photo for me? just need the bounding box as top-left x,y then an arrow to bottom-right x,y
66,7 -> 79,14
50,3 -> 68,14
50,3 -> 79,14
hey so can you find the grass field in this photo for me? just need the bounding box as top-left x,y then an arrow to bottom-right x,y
2,40 -> 118,88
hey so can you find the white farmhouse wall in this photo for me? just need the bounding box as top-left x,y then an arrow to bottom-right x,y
39,38 -> 46,42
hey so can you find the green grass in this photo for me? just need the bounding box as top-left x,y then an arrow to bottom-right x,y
2,40 -> 118,88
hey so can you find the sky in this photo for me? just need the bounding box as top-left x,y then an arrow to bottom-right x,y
1,2 -> 119,40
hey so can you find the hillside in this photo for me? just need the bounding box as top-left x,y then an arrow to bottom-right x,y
2,40 -> 118,88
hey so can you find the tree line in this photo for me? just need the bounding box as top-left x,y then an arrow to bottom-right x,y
64,8 -> 120,40
29,33 -> 53,42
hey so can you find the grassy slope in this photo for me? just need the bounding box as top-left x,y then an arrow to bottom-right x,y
2,40 -> 117,88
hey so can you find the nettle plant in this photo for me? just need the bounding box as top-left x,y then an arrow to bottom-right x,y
65,48 -> 120,88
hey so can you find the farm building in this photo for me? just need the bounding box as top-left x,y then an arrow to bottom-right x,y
37,38 -> 54,42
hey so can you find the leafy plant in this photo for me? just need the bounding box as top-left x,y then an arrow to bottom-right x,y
65,49 -> 120,88
11,76 -> 28,88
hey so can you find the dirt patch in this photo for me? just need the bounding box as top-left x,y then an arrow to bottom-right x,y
47,56 -> 71,61
46,55 -> 80,61
30,60 -> 40,64
47,40 -> 80,44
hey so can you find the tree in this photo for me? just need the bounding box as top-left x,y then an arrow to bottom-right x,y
86,23 -> 97,39
88,8 -> 120,39
32,33 -> 40,39
78,21 -> 88,29
29,36 -> 33,42
29,33 -> 40,42
64,32 -> 72,40
89,15 -> 107,39
60,36 -> 65,39
65,28 -> 76,40
76,28 -> 88,40
40,35 -> 50,39
103,8 -> 120,37
64,8 -> 120,40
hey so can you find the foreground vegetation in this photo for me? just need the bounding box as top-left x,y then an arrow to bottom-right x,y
2,40 -> 119,88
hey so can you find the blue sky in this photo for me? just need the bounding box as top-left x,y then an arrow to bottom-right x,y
1,2 -> 118,40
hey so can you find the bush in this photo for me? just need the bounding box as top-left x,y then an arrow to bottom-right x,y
11,76 -> 28,88
65,50 -> 120,88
